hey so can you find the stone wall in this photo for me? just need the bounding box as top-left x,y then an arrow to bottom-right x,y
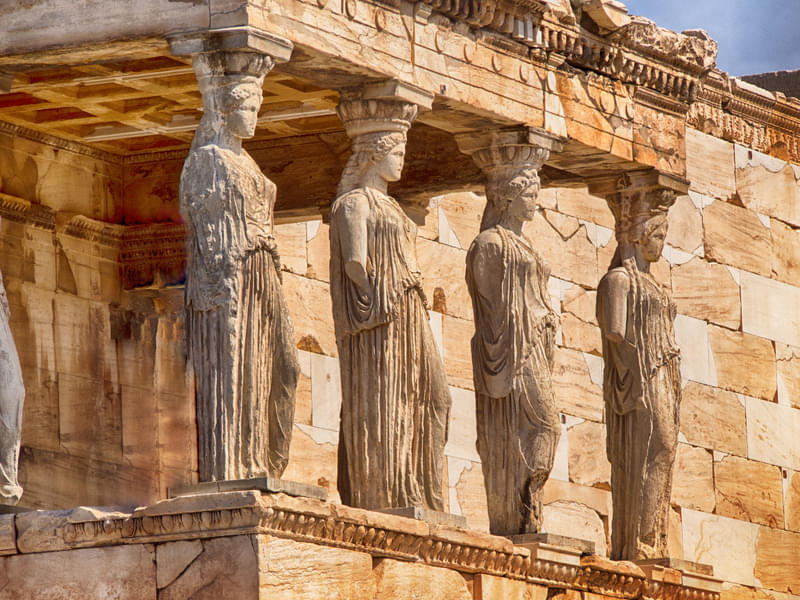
2,123 -> 800,595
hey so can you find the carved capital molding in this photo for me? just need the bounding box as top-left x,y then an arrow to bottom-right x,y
455,126 -> 564,174
168,26 -> 294,64
587,169 -> 686,242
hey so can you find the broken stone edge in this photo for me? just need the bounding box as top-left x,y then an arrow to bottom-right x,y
9,491 -> 720,600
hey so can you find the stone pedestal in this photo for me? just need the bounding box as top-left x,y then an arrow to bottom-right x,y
510,532 -> 595,554
376,506 -> 467,528
168,477 -> 327,501
0,491 -> 724,599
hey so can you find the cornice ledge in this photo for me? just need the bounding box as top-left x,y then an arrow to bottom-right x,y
15,491 -> 720,600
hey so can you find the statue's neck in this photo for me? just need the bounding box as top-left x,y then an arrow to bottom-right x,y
618,243 -> 650,273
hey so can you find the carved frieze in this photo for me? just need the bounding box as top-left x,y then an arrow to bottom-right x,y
14,491 -> 721,600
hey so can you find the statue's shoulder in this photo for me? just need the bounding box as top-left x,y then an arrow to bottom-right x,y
332,188 -> 370,213
470,228 -> 503,254
599,266 -> 630,295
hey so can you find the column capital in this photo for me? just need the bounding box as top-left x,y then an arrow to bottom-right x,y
168,26 -> 294,63
586,169 -> 688,199
455,127 -> 564,174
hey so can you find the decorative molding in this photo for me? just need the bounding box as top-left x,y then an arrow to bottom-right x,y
690,70 -> 800,164
17,491 -> 720,600
62,215 -> 187,289
0,120 -> 122,164
413,0 -> 716,109
0,192 -> 55,230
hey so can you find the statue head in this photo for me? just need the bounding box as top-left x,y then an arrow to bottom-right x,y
191,51 -> 272,149
608,181 -> 674,267
474,144 -> 548,231
336,98 -> 417,195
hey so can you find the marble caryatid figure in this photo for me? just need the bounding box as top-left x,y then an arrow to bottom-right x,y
0,261 -> 24,505
595,174 -> 680,560
330,95 -> 452,511
463,141 -> 560,536
180,50 -> 299,482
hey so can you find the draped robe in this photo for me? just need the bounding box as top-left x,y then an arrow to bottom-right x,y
466,226 -> 560,535
596,259 -> 681,560
181,145 -> 299,482
330,188 -> 451,510
0,269 -> 23,505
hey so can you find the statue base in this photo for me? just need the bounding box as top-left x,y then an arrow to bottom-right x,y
509,532 -> 595,554
633,557 -> 720,593
0,505 -> 32,514
375,506 -> 467,528
633,557 -> 713,575
168,476 -> 327,501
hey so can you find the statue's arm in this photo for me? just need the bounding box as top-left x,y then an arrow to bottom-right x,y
469,232 -> 504,303
598,269 -> 629,344
333,193 -> 371,293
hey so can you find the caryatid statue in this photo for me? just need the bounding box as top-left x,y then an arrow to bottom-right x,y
592,172 -> 684,560
179,42 -> 300,482
457,129 -> 563,536
330,88 -> 452,511
0,260 -> 24,505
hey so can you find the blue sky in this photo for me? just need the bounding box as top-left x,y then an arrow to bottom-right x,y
623,0 -> 800,76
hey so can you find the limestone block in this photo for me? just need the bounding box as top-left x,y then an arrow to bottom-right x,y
671,443 -> 715,513
542,500 -> 607,557
561,313 -> 602,356
418,197 -> 439,241
741,271 -> 800,348
444,386 -> 480,462
562,287 -> 598,325
735,145 -> 800,228
454,460 -> 490,533
786,471 -> 800,532
714,455 -> 783,527
438,191 -> 484,249
673,315 -> 716,387
160,535 -> 257,599
671,258 -> 741,330
679,382 -> 747,457
705,200 -> 772,278
720,583 -> 791,600
156,540 -> 203,589
372,559 -> 471,600
0,514 -> 16,556
551,347 -> 604,422
273,222 -> 307,275
544,210 -> 581,239
746,397 -> 800,471
682,508 -> 759,586
295,370 -> 312,426
311,352 -> 341,432
282,271 -> 337,356
686,129 -> 736,200
306,220 -> 330,283
282,424 -> 339,500
258,536 -> 374,599
668,506 -> 683,559
770,219 -> 800,286
754,526 -> 800,593
417,237 -> 472,320
2,544 -> 155,599
524,215 -> 598,289
443,314 -> 475,390
666,195 -> 703,253
543,479 -> 612,520
709,326 -> 776,401
567,420 -> 611,488
474,574 -> 548,600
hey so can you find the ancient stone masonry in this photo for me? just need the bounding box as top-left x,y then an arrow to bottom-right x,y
591,170 -> 685,561
2,490 -> 722,599
175,32 -> 301,482
458,127 -> 564,536
330,83 -> 452,511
